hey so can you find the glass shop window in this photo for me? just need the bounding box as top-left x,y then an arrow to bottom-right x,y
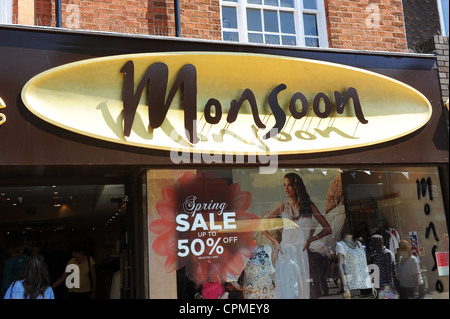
146,167 -> 448,299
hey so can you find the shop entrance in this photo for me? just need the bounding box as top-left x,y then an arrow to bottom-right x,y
0,183 -> 131,299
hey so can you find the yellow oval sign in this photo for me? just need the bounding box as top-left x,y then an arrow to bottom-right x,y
21,52 -> 432,155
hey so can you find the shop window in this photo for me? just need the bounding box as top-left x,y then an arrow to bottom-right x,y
146,167 -> 448,299
221,0 -> 328,47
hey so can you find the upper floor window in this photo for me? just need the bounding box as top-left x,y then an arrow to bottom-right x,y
221,0 -> 328,47
437,0 -> 449,36
0,0 -> 13,24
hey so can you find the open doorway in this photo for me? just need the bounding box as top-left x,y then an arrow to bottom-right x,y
0,183 -> 130,299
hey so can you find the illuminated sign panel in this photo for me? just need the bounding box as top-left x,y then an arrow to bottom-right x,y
21,52 -> 432,155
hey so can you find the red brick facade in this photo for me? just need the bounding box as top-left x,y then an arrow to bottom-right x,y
326,0 -> 407,52
31,0 -> 221,40
17,0 -> 407,52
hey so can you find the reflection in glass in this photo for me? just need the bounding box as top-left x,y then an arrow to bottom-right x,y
305,37 -> 319,47
247,9 -> 263,31
222,7 -> 238,29
264,10 -> 279,32
282,35 -> 296,45
280,12 -> 295,34
303,0 -> 317,10
223,31 -> 239,42
248,33 -> 264,43
265,34 -> 280,44
264,0 -> 278,6
303,13 -> 318,36
280,0 -> 294,8
147,167 -> 449,299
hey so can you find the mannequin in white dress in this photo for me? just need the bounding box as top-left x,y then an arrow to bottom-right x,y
263,173 -> 332,299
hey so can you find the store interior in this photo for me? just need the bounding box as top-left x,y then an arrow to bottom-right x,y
0,182 -> 129,299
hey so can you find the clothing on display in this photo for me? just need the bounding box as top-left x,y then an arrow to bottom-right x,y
242,245 -> 275,299
336,239 -> 372,290
109,271 -> 121,299
274,202 -> 311,299
388,228 -> 400,255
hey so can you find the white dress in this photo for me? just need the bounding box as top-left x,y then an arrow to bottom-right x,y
274,203 -> 312,299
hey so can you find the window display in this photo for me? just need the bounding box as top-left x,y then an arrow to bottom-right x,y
147,167 -> 448,299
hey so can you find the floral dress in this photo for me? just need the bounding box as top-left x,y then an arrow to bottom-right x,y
242,245 -> 275,299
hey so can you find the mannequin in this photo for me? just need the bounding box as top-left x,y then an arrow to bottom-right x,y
241,244 -> 275,299
336,233 -> 374,299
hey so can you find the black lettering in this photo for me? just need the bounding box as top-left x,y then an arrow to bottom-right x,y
121,60 -> 367,143
227,89 -> 265,129
204,98 -> 222,124
334,87 -> 368,124
289,92 -> 309,119
264,84 -> 287,139
121,61 -> 198,144
313,92 -> 332,118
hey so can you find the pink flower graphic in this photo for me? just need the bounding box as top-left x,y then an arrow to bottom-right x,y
149,171 -> 259,285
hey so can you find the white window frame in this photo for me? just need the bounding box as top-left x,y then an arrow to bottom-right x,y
220,0 -> 328,48
0,0 -> 13,24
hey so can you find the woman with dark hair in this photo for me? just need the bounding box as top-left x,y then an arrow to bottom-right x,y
4,254 -> 54,299
263,172 -> 331,299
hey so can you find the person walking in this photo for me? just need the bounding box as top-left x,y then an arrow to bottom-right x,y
4,254 -> 54,299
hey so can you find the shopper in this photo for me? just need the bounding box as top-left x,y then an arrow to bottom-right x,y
52,242 -> 96,299
1,245 -> 31,297
397,240 -> 422,299
3,254 -> 54,299
368,234 -> 398,298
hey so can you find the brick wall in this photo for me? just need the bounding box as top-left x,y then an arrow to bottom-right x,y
35,0 -> 52,26
33,0 -> 220,40
326,0 -> 407,52
435,36 -> 449,103
12,0 -> 35,25
179,0 -> 221,40
22,0 -> 409,52
415,36 -> 449,103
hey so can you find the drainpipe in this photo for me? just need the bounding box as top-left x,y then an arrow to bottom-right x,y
56,0 -> 62,27
174,0 -> 181,37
